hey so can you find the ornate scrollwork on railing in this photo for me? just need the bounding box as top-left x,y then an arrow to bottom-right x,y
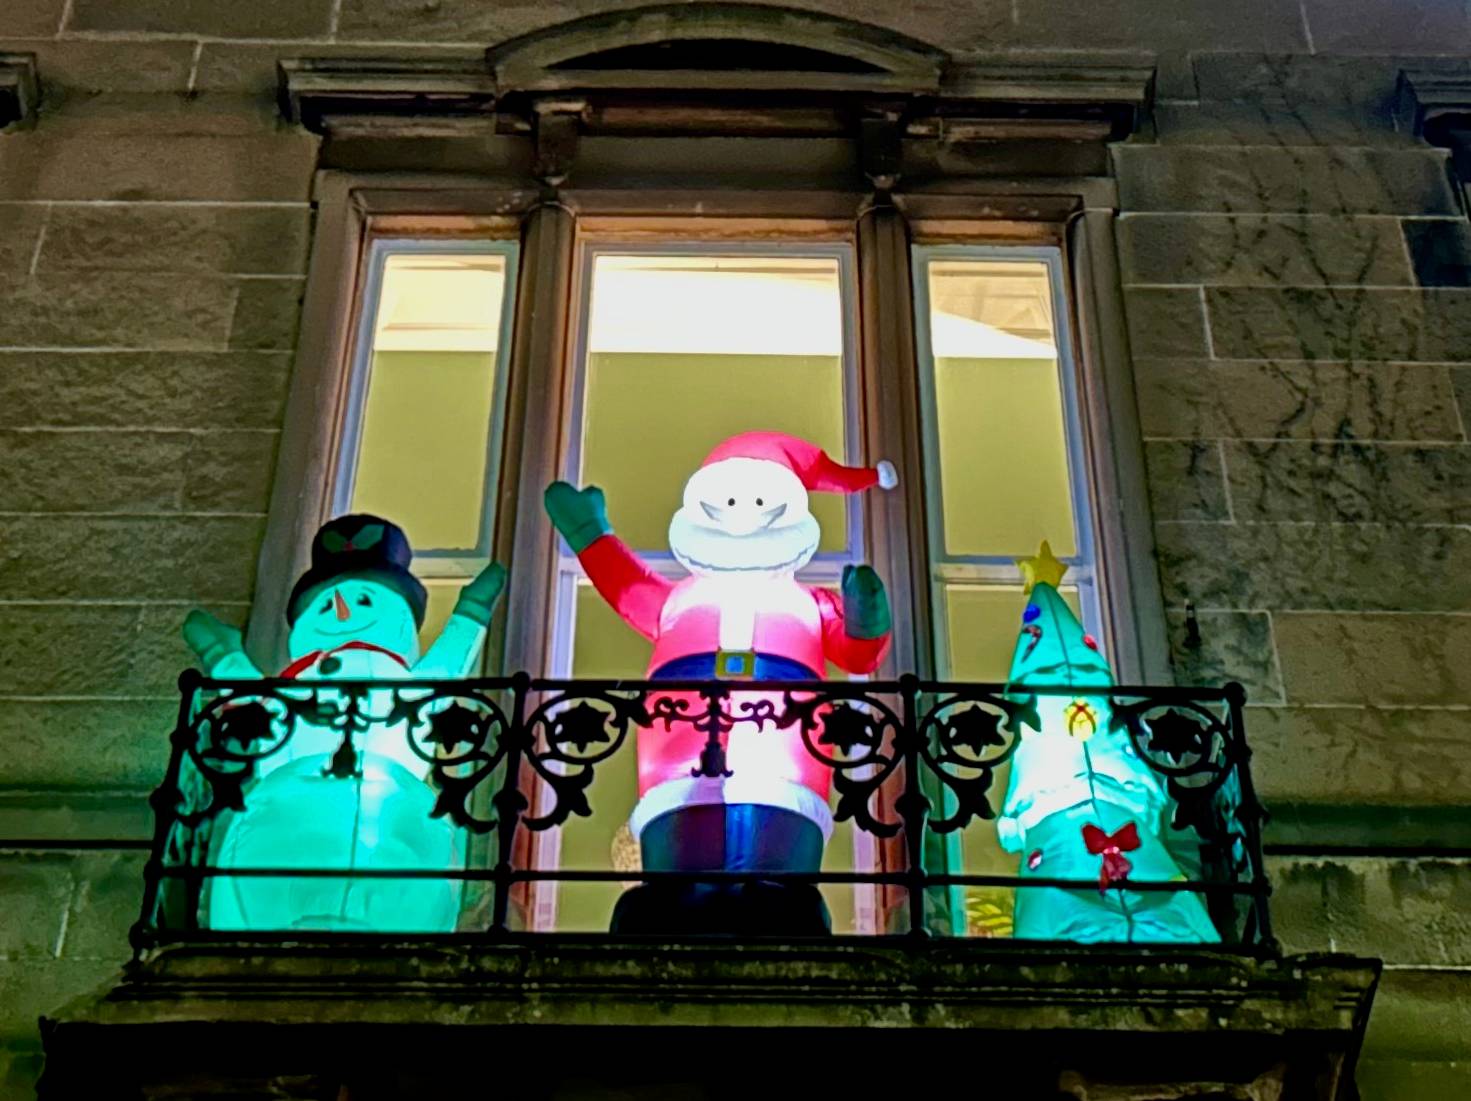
135,673 -> 1273,948
777,689 -> 904,837
1110,696 -> 1237,835
915,689 -> 1040,833
522,686 -> 647,829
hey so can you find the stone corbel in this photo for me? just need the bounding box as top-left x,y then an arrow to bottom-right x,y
532,98 -> 587,187
0,53 -> 39,132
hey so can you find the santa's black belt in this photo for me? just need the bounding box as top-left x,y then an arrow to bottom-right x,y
651,652 -> 818,681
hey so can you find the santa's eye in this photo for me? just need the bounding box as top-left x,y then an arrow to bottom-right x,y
356,593 -> 372,608
727,497 -> 736,506
755,497 -> 763,506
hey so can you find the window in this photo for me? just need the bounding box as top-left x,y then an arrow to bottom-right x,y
261,6 -> 1161,936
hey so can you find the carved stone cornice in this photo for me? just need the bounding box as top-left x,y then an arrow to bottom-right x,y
1397,68 -> 1471,177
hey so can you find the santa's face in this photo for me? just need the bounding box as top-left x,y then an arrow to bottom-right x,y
287,578 -> 421,662
668,458 -> 820,577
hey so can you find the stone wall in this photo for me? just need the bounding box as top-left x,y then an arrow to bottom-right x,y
2,1 -> 1470,1098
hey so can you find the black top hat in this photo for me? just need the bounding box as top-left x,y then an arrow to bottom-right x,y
286,514 -> 428,627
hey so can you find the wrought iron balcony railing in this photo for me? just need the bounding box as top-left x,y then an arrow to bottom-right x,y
133,671 -> 1272,950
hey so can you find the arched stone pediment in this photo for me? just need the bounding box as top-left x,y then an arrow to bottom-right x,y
487,3 -> 946,94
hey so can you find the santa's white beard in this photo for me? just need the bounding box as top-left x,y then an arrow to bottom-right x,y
668,511 -> 819,576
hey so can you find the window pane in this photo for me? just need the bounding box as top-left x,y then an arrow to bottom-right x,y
578,253 -> 849,553
418,578 -> 467,650
349,250 -> 510,552
944,583 -> 1083,682
923,259 -> 1078,558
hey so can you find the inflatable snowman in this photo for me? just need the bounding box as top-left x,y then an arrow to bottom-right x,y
181,514 -> 505,933
998,542 -> 1219,943
545,431 -> 895,933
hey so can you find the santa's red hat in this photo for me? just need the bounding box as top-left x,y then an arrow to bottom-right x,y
699,431 -> 897,493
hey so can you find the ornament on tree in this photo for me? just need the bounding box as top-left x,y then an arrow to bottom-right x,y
181,514 -> 506,933
545,431 -> 896,934
998,541 -> 1218,943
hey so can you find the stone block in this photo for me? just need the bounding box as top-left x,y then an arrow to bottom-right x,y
1118,214 -> 1414,287
1205,287 -> 1471,362
1012,0 -> 1305,52
68,0 -> 334,38
181,431 -> 279,513
1166,608 -> 1283,704
1153,102 -> 1407,148
0,207 -> 44,276
1274,612 -> 1471,706
61,852 -> 148,962
1114,146 -> 1459,215
194,42 -> 485,95
1454,368 -> 1471,439
1357,1058 -> 1471,1101
31,94 -> 278,138
1223,441 -> 1471,524
0,603 -> 193,696
0,699 -> 177,788
1364,970 -> 1471,1062
0,39 -> 196,95
228,279 -> 304,351
0,431 -> 188,512
0,351 -> 291,430
0,854 -> 72,960
1153,521 -> 1471,611
1270,856 -> 1471,965
1124,287 -> 1208,359
0,129 -> 319,202
1302,0 -> 1471,53
1248,706 -> 1471,806
1134,360 -> 1465,443
1144,440 -> 1229,521
1190,54 -> 1402,107
0,273 -> 237,350
40,206 -> 312,276
0,515 -> 264,602
9,0 -> 66,36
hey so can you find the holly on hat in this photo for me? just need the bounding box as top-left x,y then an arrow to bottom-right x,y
698,431 -> 898,494
287,514 -> 428,627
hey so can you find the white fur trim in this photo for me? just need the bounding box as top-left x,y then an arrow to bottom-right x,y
628,776 -> 834,841
876,460 -> 898,490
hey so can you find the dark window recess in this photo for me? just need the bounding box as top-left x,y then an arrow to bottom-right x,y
550,39 -> 886,73
1404,218 -> 1471,288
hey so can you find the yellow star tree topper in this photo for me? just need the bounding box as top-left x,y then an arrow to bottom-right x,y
1016,539 -> 1068,594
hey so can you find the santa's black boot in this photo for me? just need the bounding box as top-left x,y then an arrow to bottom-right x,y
610,804 -> 831,936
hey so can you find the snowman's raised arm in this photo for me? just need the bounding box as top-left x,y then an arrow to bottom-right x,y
412,562 -> 505,678
182,609 -> 265,679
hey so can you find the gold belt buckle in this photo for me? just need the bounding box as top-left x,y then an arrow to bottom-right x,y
714,649 -> 757,680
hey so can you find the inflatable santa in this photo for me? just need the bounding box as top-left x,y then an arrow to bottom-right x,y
545,431 -> 895,933
181,514 -> 505,933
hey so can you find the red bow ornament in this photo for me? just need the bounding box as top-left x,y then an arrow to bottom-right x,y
1082,821 -> 1141,893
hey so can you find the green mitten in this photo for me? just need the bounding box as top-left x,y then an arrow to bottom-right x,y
182,609 -> 245,672
544,481 -> 612,554
454,561 -> 508,627
842,564 -> 891,640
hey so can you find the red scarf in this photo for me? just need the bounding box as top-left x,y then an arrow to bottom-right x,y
278,640 -> 411,679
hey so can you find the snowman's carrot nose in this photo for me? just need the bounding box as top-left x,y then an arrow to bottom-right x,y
334,590 -> 350,621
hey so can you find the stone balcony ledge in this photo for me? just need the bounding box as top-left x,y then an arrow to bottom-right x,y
39,940 -> 1380,1100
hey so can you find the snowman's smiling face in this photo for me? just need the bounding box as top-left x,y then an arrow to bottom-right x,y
668,458 -> 819,577
287,578 -> 420,662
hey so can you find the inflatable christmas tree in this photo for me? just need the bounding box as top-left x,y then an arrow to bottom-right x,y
181,515 -> 505,933
997,541 -> 1219,943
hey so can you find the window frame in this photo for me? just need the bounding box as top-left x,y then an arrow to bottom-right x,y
252,171 -> 1169,933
